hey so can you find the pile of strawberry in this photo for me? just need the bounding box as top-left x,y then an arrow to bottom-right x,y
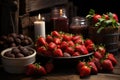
86,9 -> 120,33
36,31 -> 95,57
77,45 -> 117,77
25,61 -> 54,76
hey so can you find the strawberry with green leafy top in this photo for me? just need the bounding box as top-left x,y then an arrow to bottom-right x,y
79,65 -> 91,77
106,53 -> 117,66
53,48 -> 63,57
88,61 -> 98,74
101,59 -> 114,72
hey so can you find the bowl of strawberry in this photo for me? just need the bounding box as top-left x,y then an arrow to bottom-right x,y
36,31 -> 95,64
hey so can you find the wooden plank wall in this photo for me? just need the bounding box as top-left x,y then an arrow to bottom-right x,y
25,0 -> 68,13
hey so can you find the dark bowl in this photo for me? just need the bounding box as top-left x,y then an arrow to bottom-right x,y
37,52 -> 93,69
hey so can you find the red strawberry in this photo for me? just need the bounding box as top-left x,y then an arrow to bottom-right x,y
65,47 -> 74,55
84,39 -> 94,47
79,65 -> 91,77
106,53 -> 117,66
91,57 -> 102,72
37,46 -> 46,54
60,41 -> 68,50
113,13 -> 119,22
53,38 -> 61,45
101,59 -> 114,72
88,61 -> 98,74
37,65 -> 47,75
51,31 -> 60,37
94,51 -> 103,60
72,35 -> 82,41
103,14 -> 109,20
97,46 -> 106,57
53,48 -> 63,57
86,43 -> 95,52
48,42 -> 56,50
62,34 -> 72,41
37,37 -> 47,46
72,52 -> 80,56
67,41 -> 74,47
77,61 -> 86,72
46,35 -> 53,43
75,45 -> 88,55
45,61 -> 54,73
26,64 -> 36,76
93,14 -> 101,22
74,38 -> 83,44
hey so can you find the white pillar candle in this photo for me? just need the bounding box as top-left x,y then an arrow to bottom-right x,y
34,14 -> 46,39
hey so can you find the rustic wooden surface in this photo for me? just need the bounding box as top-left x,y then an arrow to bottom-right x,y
0,52 -> 120,80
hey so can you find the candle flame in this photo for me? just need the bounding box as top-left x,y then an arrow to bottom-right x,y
38,14 -> 41,20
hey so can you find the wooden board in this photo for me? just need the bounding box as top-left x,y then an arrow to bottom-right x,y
26,0 -> 68,12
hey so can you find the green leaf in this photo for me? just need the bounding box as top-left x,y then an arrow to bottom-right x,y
97,27 -> 104,33
89,9 -> 95,15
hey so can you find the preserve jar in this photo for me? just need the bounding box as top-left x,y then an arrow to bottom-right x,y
54,8 -> 69,32
70,17 -> 88,38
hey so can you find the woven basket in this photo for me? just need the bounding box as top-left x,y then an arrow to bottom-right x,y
88,27 -> 120,53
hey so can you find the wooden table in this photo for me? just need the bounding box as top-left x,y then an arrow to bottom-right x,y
0,53 -> 120,80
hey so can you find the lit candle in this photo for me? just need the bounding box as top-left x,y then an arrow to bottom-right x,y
34,14 -> 46,39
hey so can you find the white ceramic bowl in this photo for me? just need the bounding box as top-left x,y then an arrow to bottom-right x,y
1,47 -> 36,74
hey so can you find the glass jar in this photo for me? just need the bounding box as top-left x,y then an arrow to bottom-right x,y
70,17 -> 88,38
49,8 -> 59,32
53,8 -> 69,32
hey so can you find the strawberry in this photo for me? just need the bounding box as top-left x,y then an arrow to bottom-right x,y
91,57 -> 102,72
88,61 -> 98,74
84,39 -> 94,47
113,13 -> 119,22
67,40 -> 74,47
46,35 -> 53,43
26,64 -> 36,76
97,46 -> 106,57
60,41 -> 68,50
93,14 -> 101,23
62,34 -> 72,41
37,37 -> 47,46
37,65 -> 47,75
79,65 -> 91,77
86,43 -> 95,52
72,35 -> 82,41
74,38 -> 83,44
65,47 -> 74,55
45,61 -> 54,73
72,52 -> 80,56
106,53 -> 117,66
94,51 -> 103,60
51,31 -> 60,37
37,46 -> 46,54
101,59 -> 114,72
77,61 -> 86,73
48,42 -> 56,50
53,38 -> 61,45
75,45 -> 88,55
53,48 -> 63,57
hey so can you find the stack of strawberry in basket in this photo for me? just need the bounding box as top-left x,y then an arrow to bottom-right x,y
25,30 -> 117,78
